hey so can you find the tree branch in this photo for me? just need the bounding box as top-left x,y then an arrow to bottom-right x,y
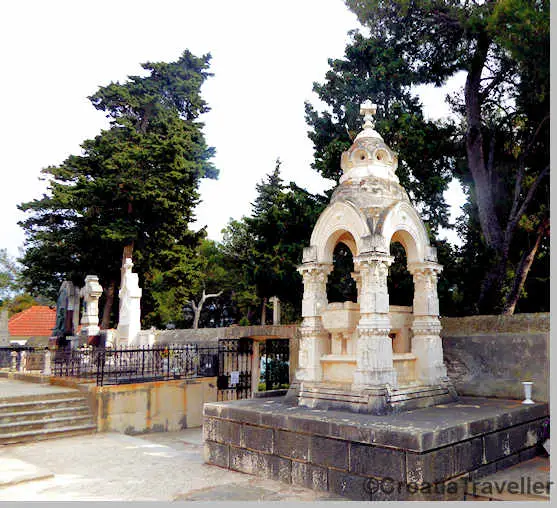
507,164 -> 550,239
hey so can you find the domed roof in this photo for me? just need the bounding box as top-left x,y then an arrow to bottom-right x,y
339,100 -> 399,184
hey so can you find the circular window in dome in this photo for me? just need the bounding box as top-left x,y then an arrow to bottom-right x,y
375,149 -> 389,162
353,150 -> 367,162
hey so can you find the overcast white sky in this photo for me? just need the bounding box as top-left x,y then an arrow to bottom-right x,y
0,0 -> 465,259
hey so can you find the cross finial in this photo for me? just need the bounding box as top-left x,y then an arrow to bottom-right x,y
360,100 -> 377,129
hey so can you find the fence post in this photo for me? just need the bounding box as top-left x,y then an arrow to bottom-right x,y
43,349 -> 52,375
19,351 -> 27,372
10,351 -> 18,372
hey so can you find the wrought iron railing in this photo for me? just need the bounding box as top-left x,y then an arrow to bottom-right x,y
0,345 -> 45,371
51,345 -> 219,386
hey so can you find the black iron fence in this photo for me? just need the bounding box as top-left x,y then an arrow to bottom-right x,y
0,346 -> 45,371
54,345 -> 220,386
1,344 -> 219,387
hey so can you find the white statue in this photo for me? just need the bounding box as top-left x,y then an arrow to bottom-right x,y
117,258 -> 142,346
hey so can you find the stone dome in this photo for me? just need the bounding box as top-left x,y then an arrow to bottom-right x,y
339,101 -> 399,184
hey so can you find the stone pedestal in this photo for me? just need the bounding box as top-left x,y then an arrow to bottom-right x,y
204,396 -> 549,501
80,275 -> 103,337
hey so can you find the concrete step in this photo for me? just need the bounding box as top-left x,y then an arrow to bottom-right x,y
0,414 -> 94,434
0,397 -> 89,415
0,405 -> 91,423
0,423 -> 97,445
0,390 -> 82,405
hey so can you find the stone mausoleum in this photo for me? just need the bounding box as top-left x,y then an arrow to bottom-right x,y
290,101 -> 455,414
203,102 -> 549,501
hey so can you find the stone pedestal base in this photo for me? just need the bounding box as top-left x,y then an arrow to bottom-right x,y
286,378 -> 457,415
204,396 -> 548,501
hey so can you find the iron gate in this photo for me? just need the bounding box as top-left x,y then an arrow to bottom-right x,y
217,338 -> 253,400
259,339 -> 290,391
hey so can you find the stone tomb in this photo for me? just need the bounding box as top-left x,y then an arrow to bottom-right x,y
204,102 -> 549,499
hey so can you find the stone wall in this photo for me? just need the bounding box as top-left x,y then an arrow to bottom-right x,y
89,377 -> 217,434
154,324 -> 298,345
441,313 -> 549,402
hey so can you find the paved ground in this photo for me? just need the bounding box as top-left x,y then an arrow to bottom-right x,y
0,428 -> 343,501
0,378 -> 77,399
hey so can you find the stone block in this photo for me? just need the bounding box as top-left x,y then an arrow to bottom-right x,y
229,446 -> 291,482
483,419 -> 545,462
495,452 -> 520,472
275,430 -> 310,461
203,418 -> 241,446
350,443 -> 406,481
291,461 -> 328,491
286,415 -> 331,436
225,406 -> 262,426
204,441 -> 229,468
406,447 -> 453,484
327,469 -> 372,501
453,437 -> 484,475
309,435 -> 348,470
469,462 -> 497,481
519,446 -> 539,462
241,424 -> 274,453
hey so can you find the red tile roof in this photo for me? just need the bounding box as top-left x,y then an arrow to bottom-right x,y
8,306 -> 57,337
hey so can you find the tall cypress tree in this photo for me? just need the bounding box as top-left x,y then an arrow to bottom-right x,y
19,50 -> 217,327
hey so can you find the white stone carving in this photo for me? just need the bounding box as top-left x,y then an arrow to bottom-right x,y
296,99 -> 449,392
117,258 -> 142,346
80,275 -> 103,337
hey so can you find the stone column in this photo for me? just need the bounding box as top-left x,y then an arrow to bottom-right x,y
352,254 -> 397,389
43,349 -> 52,375
408,262 -> 447,385
270,296 -> 281,325
296,263 -> 332,382
80,275 -> 103,337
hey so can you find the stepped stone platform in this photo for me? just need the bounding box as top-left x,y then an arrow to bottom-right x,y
0,378 -> 96,445
203,396 -> 549,501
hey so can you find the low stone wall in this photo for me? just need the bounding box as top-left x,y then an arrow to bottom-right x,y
154,324 -> 298,345
86,377 -> 217,434
441,313 -> 549,402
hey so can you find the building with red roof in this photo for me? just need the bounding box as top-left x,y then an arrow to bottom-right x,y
8,306 -> 56,345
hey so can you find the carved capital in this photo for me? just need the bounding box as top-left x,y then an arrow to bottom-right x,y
298,262 -> 333,284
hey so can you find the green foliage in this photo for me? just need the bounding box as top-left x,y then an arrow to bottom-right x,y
305,30 -> 463,234
18,50 -> 217,327
338,0 -> 550,314
0,249 -> 21,302
220,160 -> 327,323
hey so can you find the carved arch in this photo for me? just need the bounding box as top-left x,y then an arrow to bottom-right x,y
309,201 -> 371,263
379,201 -> 430,264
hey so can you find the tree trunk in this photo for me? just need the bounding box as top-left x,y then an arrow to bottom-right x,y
464,32 -> 504,252
502,220 -> 547,315
261,297 -> 267,325
191,290 -> 223,329
101,280 -> 116,329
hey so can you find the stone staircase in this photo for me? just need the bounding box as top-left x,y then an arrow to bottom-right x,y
0,390 -> 96,445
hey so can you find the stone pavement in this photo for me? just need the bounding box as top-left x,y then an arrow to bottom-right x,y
0,428 -> 343,501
